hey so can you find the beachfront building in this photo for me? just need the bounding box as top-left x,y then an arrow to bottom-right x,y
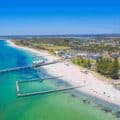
32,59 -> 45,65
54,50 -> 72,59
76,52 -> 101,60
54,50 -> 65,56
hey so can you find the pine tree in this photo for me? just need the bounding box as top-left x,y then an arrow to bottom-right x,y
111,58 -> 119,79
96,58 -> 102,73
87,59 -> 91,68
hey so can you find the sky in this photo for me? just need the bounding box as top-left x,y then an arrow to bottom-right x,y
0,0 -> 120,35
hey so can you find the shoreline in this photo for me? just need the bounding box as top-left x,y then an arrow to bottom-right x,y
7,39 -> 120,107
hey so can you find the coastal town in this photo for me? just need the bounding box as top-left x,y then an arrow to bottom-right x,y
11,36 -> 120,80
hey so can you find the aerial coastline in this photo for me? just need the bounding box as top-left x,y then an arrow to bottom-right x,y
6,39 -> 120,107
1,0 -> 120,119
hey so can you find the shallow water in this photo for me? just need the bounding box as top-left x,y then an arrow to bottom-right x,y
0,40 -> 119,120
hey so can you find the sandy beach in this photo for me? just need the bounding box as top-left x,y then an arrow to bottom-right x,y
7,40 -> 120,106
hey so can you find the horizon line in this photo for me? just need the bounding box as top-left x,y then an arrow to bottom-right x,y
0,33 -> 120,36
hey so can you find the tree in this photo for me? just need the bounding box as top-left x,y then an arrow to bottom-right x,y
86,59 -> 91,68
111,58 -> 119,79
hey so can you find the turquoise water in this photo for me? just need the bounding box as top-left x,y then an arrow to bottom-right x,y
0,40 -> 119,120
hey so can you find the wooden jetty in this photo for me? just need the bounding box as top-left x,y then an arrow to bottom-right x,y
16,81 -> 20,96
17,86 -> 81,97
16,76 -> 85,97
16,76 -> 64,97
18,76 -> 63,83
0,59 -> 63,73
16,81 -> 20,92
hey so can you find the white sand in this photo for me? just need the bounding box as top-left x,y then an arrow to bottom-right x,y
7,40 -> 120,106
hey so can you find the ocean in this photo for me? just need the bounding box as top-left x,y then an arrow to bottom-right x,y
0,40 -> 118,120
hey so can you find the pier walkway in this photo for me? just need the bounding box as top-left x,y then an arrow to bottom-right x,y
18,76 -> 63,83
16,81 -> 20,93
0,59 -> 63,73
16,76 -> 84,97
16,76 -> 63,96
18,86 -> 82,97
